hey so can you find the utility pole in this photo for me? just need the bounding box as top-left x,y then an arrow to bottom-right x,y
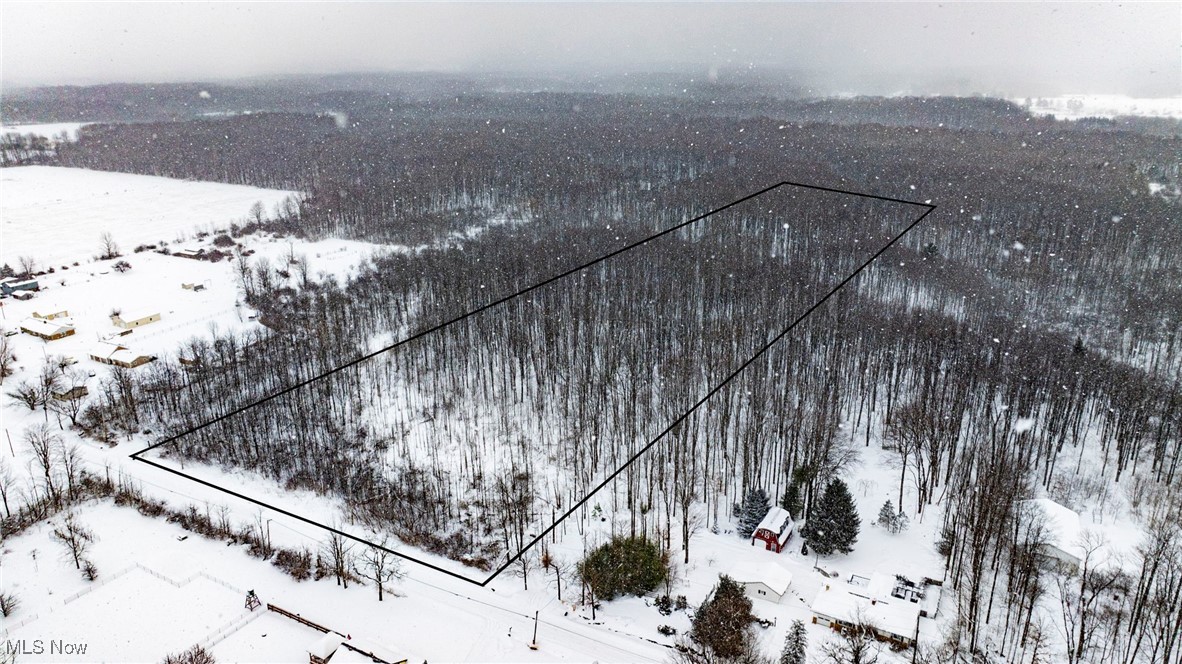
529,610 -> 539,650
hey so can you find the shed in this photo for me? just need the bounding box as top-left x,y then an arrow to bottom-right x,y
20,317 -> 75,341
32,308 -> 69,320
52,385 -> 89,401
111,309 -> 161,329
729,560 -> 794,604
752,506 -> 794,553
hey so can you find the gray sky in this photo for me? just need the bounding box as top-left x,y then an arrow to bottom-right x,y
2,2 -> 1178,96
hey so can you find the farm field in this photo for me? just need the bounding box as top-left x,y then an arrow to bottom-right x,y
0,166 -> 300,268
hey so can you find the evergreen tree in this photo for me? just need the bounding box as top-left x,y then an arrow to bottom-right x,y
691,575 -> 755,659
877,500 -> 910,535
780,481 -> 803,520
0,264 -> 13,279
578,536 -> 668,600
877,500 -> 897,532
738,487 -> 770,537
800,479 -> 860,556
780,619 -> 808,664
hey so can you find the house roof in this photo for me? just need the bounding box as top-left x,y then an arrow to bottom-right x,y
1024,498 -> 1083,558
20,317 -> 73,336
336,638 -> 402,664
753,506 -> 794,546
729,561 -> 794,595
755,506 -> 793,538
90,341 -> 150,364
811,573 -> 922,640
115,308 -> 160,322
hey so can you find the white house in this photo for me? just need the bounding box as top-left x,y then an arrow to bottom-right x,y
1023,498 -> 1084,569
728,560 -> 794,604
811,572 -> 941,648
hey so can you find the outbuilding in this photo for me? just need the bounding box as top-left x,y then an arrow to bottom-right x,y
32,308 -> 69,320
111,309 -> 161,329
729,560 -> 794,604
752,506 -> 794,553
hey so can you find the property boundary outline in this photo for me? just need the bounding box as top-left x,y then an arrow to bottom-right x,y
131,180 -> 936,586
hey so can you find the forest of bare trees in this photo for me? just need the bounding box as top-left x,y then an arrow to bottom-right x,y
10,89 -> 1176,662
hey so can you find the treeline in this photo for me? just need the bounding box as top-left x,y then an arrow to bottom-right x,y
52,97 -> 1181,365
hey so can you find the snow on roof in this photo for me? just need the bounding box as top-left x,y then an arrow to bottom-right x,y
90,341 -> 151,364
337,638 -> 402,664
328,648 -> 377,663
307,632 -> 341,659
812,576 -> 921,640
20,316 -> 73,336
115,308 -> 160,322
755,506 -> 792,535
1025,498 -> 1082,555
729,560 -> 793,594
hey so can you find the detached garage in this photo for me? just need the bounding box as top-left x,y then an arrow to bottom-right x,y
729,561 -> 794,604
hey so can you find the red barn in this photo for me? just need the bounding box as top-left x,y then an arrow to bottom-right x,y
752,506 -> 794,553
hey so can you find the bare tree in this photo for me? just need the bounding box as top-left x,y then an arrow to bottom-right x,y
52,511 -> 95,570
1058,531 -> 1125,664
17,255 -> 36,278
25,422 -> 62,506
99,231 -> 121,260
355,537 -> 404,601
0,336 -> 15,384
0,591 -> 19,617
49,367 -> 89,427
6,378 -> 40,411
820,610 -> 881,664
321,529 -> 356,589
0,457 -> 16,517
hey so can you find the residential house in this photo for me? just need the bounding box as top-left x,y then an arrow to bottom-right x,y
19,316 -> 75,341
811,572 -> 942,649
90,342 -> 154,368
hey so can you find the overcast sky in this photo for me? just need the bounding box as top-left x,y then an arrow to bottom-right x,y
2,2 -> 1178,96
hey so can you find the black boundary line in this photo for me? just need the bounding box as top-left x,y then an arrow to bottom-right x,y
130,181 -> 935,586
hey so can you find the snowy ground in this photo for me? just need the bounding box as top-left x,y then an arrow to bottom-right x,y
0,123 -> 91,142
0,166 -> 301,268
1016,95 -> 1182,120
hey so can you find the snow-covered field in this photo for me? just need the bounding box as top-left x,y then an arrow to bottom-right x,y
1018,95 -> 1182,120
0,123 -> 91,141
0,166 -> 301,268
